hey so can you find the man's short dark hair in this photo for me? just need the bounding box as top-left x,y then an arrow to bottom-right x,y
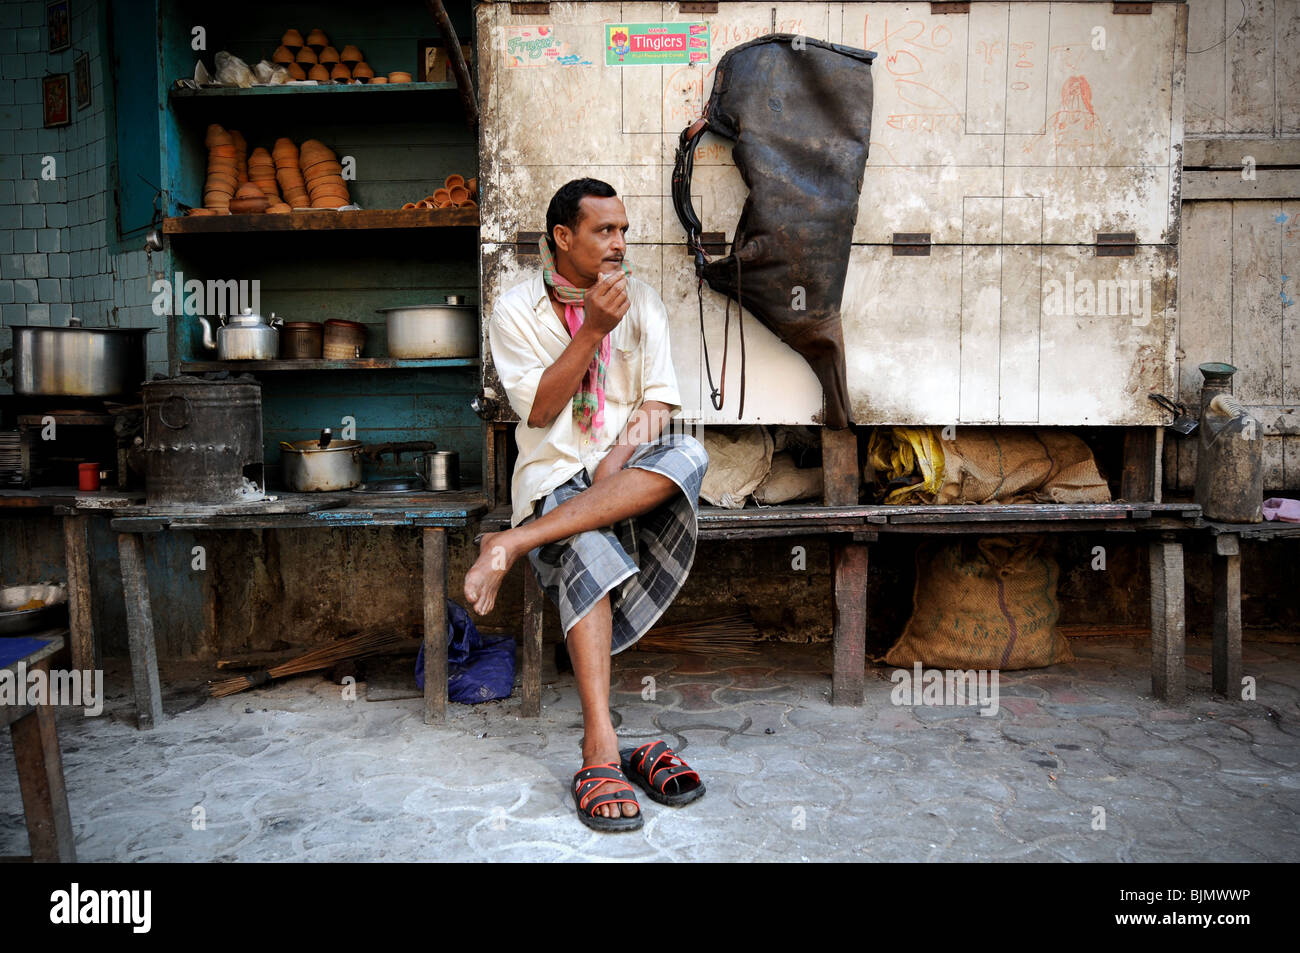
545,178 -> 618,252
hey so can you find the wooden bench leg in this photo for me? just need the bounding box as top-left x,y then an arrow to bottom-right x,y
1149,534 -> 1186,703
423,528 -> 448,724
832,540 -> 869,706
63,515 -> 96,674
521,560 -> 543,717
118,533 -> 164,730
1212,533 -> 1243,698
10,659 -> 76,862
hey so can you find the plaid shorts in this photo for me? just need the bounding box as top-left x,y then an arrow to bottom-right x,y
523,433 -> 709,655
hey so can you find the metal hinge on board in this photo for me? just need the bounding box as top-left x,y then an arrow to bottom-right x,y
509,2 -> 549,15
679,2 -> 719,13
686,231 -> 728,258
1113,2 -> 1153,13
930,2 -> 970,14
1096,232 -> 1138,257
892,232 -> 932,257
515,231 -> 543,257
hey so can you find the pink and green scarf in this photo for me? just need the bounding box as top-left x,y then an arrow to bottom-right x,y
538,235 -> 632,433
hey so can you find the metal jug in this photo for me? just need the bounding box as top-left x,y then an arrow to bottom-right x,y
1194,363 -> 1263,523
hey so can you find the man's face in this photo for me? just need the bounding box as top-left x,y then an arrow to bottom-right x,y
553,195 -> 628,286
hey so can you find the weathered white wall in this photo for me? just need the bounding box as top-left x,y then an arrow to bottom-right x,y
478,0 -> 1185,427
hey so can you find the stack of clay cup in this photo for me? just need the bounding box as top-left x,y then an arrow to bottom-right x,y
299,139 -> 350,208
403,174 -> 477,210
273,138 -> 309,208
247,147 -> 291,213
272,28 -> 374,84
203,124 -> 245,212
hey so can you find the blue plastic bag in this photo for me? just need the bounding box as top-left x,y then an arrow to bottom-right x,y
415,600 -> 516,704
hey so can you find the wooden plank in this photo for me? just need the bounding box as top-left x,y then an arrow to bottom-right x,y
1182,170 -> 1300,201
1280,0 -> 1300,133
1183,138 -> 1300,167
422,528 -> 448,724
117,533 -> 164,730
1149,536 -> 1187,702
1212,535 -> 1243,697
820,427 -> 860,505
520,561 -> 544,718
61,516 -> 95,672
1227,0 -> 1277,134
1184,0 -> 1227,134
8,662 -> 76,863
698,524 -> 869,541
163,207 -> 479,234
1121,427 -> 1157,501
832,542 -> 868,707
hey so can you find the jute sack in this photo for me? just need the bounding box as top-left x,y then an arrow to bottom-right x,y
935,429 -> 1110,504
884,536 -> 1073,670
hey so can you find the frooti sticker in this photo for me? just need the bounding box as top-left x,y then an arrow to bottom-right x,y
504,25 -> 594,68
606,23 -> 710,66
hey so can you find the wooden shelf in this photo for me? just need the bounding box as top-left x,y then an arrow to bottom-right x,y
181,358 -> 479,372
169,81 -> 459,100
163,207 -> 478,235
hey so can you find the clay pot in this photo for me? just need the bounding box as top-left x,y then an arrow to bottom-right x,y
204,124 -> 230,146
186,207 -> 218,216
230,130 -> 246,153
296,47 -> 318,64
467,177 -> 477,198
340,44 -> 363,64
287,62 -> 307,81
303,158 -> 343,175
203,192 -> 231,208
388,71 -> 412,84
230,183 -> 270,214
281,29 -> 304,49
330,63 -> 351,82
311,197 -> 346,208
308,64 -> 330,82
461,198 -> 476,208
444,174 -> 465,190
432,187 -> 451,207
401,202 -> 417,210
351,62 -> 373,81
448,184 -> 469,205
306,28 -> 329,51
205,173 -> 237,190
207,157 -> 237,172
417,199 -> 435,209
267,203 -> 292,214
368,76 -> 388,85
272,138 -> 299,161
272,45 -> 295,64
318,46 -> 339,64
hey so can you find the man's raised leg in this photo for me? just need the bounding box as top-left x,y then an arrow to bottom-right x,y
464,465 -> 678,615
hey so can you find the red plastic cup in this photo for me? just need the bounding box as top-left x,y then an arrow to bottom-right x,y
78,462 -> 101,492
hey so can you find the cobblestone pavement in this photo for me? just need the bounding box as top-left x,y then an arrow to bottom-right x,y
1,636 -> 1297,862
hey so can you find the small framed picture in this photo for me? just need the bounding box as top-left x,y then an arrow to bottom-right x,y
43,74 -> 70,128
74,52 -> 91,109
417,37 -> 473,83
47,0 -> 70,53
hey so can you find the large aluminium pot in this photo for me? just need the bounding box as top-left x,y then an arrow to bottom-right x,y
281,439 -> 364,491
10,320 -> 153,396
377,296 -> 478,359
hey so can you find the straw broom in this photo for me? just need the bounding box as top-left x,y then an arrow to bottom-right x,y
208,628 -> 416,697
635,612 -> 761,657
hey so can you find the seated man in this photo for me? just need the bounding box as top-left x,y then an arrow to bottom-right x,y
464,178 -> 710,832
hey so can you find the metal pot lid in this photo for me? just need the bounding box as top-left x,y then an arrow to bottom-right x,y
352,479 -> 422,493
9,324 -> 156,333
375,301 -> 478,313
226,308 -> 276,327
281,439 -> 364,453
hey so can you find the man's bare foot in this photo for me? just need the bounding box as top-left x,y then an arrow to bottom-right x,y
582,728 -> 639,819
463,531 -> 517,615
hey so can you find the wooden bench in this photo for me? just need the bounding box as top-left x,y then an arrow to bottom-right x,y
108,490 -> 489,729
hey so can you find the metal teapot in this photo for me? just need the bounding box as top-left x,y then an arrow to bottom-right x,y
199,308 -> 283,360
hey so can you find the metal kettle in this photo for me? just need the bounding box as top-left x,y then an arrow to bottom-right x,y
199,308 -> 283,360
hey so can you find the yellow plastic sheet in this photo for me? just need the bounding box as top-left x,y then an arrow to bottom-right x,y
866,426 -> 946,504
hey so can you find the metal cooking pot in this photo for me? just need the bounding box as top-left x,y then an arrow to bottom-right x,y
199,308 -> 282,360
10,320 -> 153,396
377,296 -> 478,359
280,438 -> 364,491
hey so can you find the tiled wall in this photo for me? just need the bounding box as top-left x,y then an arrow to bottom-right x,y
0,0 -> 162,393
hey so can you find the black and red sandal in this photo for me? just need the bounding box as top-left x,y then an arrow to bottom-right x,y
619,740 -> 705,807
572,762 -> 644,833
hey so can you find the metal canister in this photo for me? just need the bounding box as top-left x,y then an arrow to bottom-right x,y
281,321 -> 324,359
415,450 -> 460,490
322,319 -> 366,359
142,377 -> 264,505
1194,363 -> 1263,523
